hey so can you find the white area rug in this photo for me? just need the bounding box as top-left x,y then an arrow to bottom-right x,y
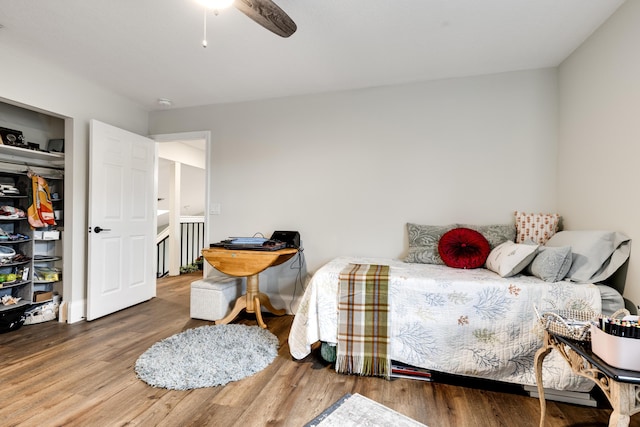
305,393 -> 427,427
135,324 -> 278,390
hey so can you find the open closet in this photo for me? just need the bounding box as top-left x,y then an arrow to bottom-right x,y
0,100 -> 66,330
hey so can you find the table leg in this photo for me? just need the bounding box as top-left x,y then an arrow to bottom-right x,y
534,334 -> 553,427
608,382 -> 633,427
214,294 -> 247,325
257,292 -> 286,316
215,273 -> 286,328
253,296 -> 267,329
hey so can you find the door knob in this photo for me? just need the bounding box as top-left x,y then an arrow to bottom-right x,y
94,226 -> 111,233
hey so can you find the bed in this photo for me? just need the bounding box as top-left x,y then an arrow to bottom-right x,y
288,221 -> 631,392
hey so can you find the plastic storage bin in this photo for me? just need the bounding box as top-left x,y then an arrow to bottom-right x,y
591,324 -> 640,371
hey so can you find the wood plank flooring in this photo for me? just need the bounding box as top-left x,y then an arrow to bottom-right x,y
1,272 -> 637,427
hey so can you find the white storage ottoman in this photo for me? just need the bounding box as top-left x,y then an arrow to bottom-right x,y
190,276 -> 243,321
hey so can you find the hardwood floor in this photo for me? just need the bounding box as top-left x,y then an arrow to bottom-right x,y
1,272 -> 637,427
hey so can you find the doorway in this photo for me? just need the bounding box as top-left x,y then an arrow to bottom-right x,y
152,131 -> 211,277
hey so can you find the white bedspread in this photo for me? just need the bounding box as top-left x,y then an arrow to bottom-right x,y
289,256 -> 603,391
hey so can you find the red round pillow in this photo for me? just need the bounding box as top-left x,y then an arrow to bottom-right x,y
438,227 -> 491,269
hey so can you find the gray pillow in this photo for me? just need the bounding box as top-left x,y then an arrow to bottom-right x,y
597,284 -> 625,316
457,223 -> 516,250
526,246 -> 572,282
544,230 -> 631,283
404,223 -> 456,264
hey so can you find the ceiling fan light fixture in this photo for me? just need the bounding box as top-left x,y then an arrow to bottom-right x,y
196,0 -> 235,10
195,0 -> 297,42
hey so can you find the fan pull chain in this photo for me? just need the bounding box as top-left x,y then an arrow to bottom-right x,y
202,8 -> 208,47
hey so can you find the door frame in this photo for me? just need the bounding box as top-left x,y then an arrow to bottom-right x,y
151,130 -> 212,277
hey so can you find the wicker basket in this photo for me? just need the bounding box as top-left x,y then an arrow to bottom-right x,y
535,306 -> 630,342
535,306 -> 598,341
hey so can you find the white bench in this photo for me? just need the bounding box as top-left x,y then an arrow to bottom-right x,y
190,276 -> 244,321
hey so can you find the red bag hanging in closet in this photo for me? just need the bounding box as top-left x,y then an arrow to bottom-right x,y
36,175 -> 56,226
28,174 -> 44,228
27,174 -> 56,228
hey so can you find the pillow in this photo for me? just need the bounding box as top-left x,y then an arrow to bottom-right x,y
597,284 -> 626,316
485,241 -> 539,278
526,246 -> 572,282
544,230 -> 631,283
457,223 -> 516,250
438,228 -> 491,269
404,223 -> 456,264
514,211 -> 561,245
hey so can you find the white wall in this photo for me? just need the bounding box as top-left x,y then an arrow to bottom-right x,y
0,41 -> 149,322
3,4 -> 633,321
149,69 -> 559,290
558,0 -> 640,308
157,160 -> 206,229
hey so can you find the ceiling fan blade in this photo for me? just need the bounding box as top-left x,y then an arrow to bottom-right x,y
234,0 -> 297,38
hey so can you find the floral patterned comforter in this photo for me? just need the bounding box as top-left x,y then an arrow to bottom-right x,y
288,256 -> 603,391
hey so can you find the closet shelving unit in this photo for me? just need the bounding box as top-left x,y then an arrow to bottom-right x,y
32,176 -> 64,305
0,186 -> 33,311
0,140 -> 64,319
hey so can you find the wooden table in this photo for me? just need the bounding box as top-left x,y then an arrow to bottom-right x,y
534,331 -> 640,427
201,247 -> 298,329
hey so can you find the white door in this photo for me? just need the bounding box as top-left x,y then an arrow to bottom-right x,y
87,120 -> 157,321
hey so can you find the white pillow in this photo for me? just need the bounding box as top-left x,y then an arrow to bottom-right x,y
485,241 -> 539,277
544,230 -> 631,283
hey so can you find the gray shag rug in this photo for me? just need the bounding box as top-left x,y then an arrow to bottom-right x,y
135,324 -> 279,390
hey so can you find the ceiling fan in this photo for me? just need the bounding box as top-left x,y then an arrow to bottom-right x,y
198,0 -> 297,39
235,0 -> 297,38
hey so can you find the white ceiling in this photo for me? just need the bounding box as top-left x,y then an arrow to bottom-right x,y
0,0 -> 626,111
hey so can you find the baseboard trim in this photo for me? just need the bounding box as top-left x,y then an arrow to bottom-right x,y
66,298 -> 86,324
523,385 -> 598,407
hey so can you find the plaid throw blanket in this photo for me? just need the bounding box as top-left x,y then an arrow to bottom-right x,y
335,263 -> 391,379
